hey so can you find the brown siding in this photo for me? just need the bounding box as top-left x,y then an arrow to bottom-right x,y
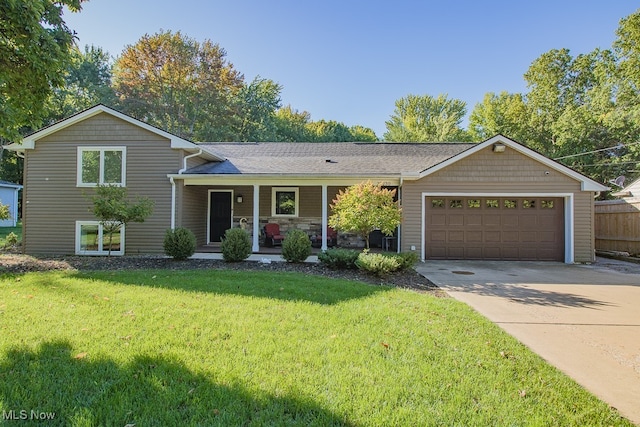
400,145 -> 595,262
23,113 -> 181,255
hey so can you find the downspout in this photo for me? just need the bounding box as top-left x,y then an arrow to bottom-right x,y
171,149 -> 202,230
397,177 -> 403,253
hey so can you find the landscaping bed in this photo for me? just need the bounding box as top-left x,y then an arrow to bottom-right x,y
0,253 -> 442,294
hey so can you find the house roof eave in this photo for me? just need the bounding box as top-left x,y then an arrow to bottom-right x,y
417,135 -> 609,192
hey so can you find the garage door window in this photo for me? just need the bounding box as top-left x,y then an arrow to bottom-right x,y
450,200 -> 463,208
542,200 -> 555,209
486,199 -> 499,208
523,199 -> 536,209
431,199 -> 445,208
467,199 -> 480,208
504,200 -> 517,208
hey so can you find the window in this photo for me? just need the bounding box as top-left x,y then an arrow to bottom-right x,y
523,199 -> 536,209
541,200 -> 555,209
75,221 -> 124,256
272,187 -> 299,217
504,200 -> 517,209
77,147 -> 126,186
449,199 -> 463,208
485,199 -> 499,208
467,199 -> 480,208
431,199 -> 445,208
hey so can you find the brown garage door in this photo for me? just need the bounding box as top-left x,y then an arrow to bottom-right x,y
426,197 -> 564,261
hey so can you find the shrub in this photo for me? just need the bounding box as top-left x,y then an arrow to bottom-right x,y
4,232 -> 19,248
220,228 -> 252,262
318,248 -> 360,269
281,229 -> 312,263
355,251 -> 401,276
163,227 -> 196,260
394,251 -> 420,271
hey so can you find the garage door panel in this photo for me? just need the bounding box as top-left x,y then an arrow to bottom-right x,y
426,197 -> 564,261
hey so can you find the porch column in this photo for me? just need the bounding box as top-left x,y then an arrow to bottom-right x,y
252,184 -> 260,253
321,184 -> 328,251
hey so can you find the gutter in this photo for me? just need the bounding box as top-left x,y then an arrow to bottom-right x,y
171,149 -> 203,229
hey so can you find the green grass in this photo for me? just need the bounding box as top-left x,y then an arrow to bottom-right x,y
0,269 -> 632,426
0,222 -> 21,247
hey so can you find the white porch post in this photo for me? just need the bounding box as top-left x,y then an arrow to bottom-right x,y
252,184 -> 260,253
321,184 -> 328,251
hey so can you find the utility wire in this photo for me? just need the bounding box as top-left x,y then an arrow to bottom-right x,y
553,140 -> 640,160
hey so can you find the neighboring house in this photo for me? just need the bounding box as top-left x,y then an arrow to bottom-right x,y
5,105 -> 607,262
595,177 -> 640,255
0,180 -> 22,227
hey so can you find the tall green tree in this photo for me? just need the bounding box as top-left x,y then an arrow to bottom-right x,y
0,0 -> 84,142
273,106 -> 313,142
468,92 -> 528,142
233,76 -> 282,142
384,94 -> 470,142
47,45 -> 116,122
112,30 -> 243,141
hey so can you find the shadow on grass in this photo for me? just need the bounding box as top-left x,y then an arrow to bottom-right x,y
70,269 -> 390,306
0,340 -> 352,426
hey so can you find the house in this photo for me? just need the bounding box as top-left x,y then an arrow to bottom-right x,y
0,180 -> 22,227
595,176 -> 640,255
5,105 -> 607,262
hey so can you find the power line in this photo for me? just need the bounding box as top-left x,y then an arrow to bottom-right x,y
553,140 -> 640,160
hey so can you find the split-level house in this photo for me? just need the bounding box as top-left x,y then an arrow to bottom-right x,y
5,105 -> 608,262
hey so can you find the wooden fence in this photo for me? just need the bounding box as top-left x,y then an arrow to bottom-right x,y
594,199 -> 640,255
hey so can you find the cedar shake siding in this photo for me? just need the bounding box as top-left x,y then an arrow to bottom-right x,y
400,145 -> 596,262
23,113 -> 180,255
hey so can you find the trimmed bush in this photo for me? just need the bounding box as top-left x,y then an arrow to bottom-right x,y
394,251 -> 420,271
220,228 -> 252,262
318,248 -> 360,270
163,227 -> 196,260
355,251 -> 401,276
282,229 -> 312,263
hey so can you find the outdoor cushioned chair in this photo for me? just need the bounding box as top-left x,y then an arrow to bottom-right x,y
311,226 -> 338,248
264,223 -> 285,247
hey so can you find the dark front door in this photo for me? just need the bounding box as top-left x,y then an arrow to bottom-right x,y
209,192 -> 232,243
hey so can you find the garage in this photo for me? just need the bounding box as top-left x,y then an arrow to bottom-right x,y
425,197 -> 564,261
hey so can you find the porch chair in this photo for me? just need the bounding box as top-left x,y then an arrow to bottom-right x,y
264,223 -> 285,247
311,226 -> 338,248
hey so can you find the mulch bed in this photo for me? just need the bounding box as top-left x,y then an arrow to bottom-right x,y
0,253 -> 445,295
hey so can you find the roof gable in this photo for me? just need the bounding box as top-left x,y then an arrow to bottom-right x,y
416,135 -> 608,192
4,104 -> 224,161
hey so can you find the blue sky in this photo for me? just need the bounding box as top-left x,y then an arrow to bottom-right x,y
64,1 -> 638,138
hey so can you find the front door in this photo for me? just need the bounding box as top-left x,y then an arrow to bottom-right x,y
209,191 -> 232,243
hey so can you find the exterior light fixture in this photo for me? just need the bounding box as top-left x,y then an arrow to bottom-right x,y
236,195 -> 243,203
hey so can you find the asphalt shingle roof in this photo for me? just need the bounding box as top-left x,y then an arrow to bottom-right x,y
187,142 -> 476,176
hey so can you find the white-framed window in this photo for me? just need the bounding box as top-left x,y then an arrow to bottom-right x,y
77,147 -> 126,187
75,221 -> 125,256
272,187 -> 299,217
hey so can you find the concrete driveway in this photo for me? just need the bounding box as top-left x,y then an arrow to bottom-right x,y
416,258 -> 640,425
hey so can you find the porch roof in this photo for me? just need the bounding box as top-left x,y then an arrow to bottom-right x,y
188,142 -> 476,176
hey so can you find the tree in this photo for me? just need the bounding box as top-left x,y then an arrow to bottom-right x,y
349,125 -> 378,142
468,92 -> 528,142
329,181 -> 401,249
0,0 -> 84,141
90,185 -> 154,255
233,76 -> 282,141
113,30 -> 243,141
273,105 -> 313,141
384,93 -> 470,142
47,45 -> 116,122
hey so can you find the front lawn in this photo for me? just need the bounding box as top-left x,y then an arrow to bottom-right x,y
0,269 -> 631,426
